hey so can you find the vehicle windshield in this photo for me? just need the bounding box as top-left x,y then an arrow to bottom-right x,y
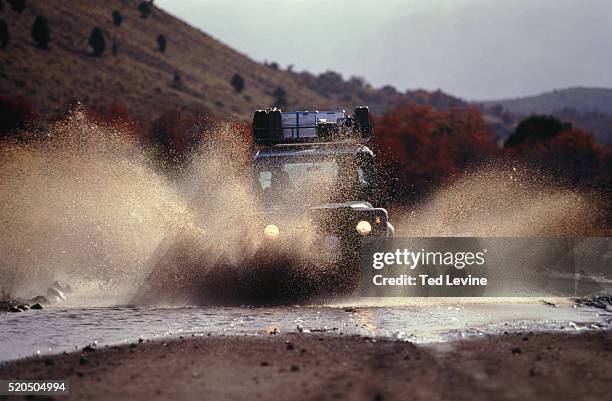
255,156 -> 371,206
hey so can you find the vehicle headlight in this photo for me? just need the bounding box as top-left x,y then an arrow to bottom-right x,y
264,224 -> 280,239
356,220 -> 372,235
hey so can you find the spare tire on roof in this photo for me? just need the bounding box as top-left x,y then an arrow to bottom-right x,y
353,106 -> 372,139
253,110 -> 268,131
268,109 -> 282,133
253,109 -> 283,144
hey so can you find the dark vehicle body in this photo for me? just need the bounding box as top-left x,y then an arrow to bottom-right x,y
251,107 -> 395,293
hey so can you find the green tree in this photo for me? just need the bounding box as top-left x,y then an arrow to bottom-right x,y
138,1 -> 151,19
0,20 -> 8,49
31,16 -> 50,49
231,73 -> 244,93
273,87 -> 287,108
157,34 -> 166,52
112,10 -> 123,27
505,115 -> 571,148
8,0 -> 25,13
88,27 -> 105,57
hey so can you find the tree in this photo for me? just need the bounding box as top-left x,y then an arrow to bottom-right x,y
505,114 -> 571,148
7,0 -> 25,13
138,1 -> 151,19
156,34 -> 166,52
273,87 -> 287,108
31,16 -> 50,49
112,10 -> 123,27
373,103 -> 496,199
171,72 -> 183,89
0,20 -> 8,49
230,73 -> 244,93
88,27 -> 105,57
0,95 -> 38,139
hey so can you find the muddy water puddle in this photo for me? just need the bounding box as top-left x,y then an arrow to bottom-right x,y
0,297 -> 609,362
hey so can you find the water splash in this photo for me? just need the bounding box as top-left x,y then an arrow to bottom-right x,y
396,167 -> 605,237
0,113 -> 607,305
0,110 -> 191,297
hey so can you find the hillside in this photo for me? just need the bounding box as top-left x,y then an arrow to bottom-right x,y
480,87 -> 612,116
478,87 -> 612,144
0,0 -> 466,123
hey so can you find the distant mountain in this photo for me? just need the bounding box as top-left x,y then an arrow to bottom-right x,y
479,87 -> 612,116
477,88 -> 612,144
0,0 -> 465,123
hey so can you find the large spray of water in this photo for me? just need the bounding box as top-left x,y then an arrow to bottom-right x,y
0,111 -> 192,298
0,112 -> 606,304
395,167 -> 605,237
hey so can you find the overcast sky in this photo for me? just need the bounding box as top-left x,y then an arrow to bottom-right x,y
155,0 -> 612,101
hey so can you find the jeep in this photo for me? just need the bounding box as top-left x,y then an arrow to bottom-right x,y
251,107 -> 396,290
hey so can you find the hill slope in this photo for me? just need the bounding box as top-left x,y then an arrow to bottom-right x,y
0,0 -> 466,122
480,87 -> 612,116
478,87 -> 612,144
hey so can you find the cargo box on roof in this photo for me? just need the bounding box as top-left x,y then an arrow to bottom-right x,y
252,107 -> 372,145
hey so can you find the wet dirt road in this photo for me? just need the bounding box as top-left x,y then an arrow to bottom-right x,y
1,296 -> 610,362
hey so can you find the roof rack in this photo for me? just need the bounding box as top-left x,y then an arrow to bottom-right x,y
252,107 -> 372,145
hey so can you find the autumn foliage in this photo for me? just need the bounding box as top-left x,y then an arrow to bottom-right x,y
373,103 -> 497,199
505,127 -> 610,188
371,103 -> 611,201
0,94 -> 609,208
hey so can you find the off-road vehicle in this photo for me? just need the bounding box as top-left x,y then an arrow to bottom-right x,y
251,107 -> 396,292
136,107 -> 396,304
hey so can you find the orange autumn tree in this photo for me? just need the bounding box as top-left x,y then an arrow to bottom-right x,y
373,103 -> 496,200
505,123 -> 609,188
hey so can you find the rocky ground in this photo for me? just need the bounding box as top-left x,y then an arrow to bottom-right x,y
0,282 -> 71,313
0,331 -> 611,401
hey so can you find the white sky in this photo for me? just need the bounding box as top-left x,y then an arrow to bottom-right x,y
155,0 -> 612,100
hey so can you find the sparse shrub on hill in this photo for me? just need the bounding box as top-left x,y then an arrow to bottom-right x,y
88,27 -> 105,57
266,61 -> 279,70
112,10 -> 123,27
349,76 -> 367,87
381,85 -> 397,94
31,16 -> 50,49
0,20 -> 8,49
156,34 -> 166,52
317,71 -> 344,91
171,72 -> 183,89
0,95 -> 38,139
138,1 -> 151,19
231,73 -> 244,93
273,87 -> 287,108
7,0 -> 25,13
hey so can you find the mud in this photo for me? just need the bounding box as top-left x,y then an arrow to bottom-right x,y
1,332 -> 611,401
